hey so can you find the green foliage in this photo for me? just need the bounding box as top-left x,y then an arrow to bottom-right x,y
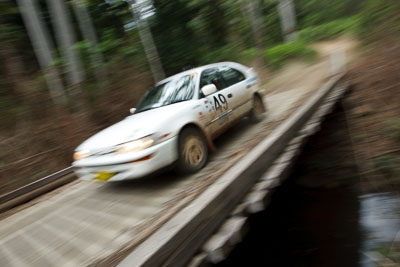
358,0 -> 400,42
299,17 -> 359,43
0,23 -> 24,43
118,45 -> 140,60
89,0 -> 130,39
200,44 -> 241,65
373,243 -> 400,265
98,29 -> 123,57
49,57 -> 64,68
262,0 -> 283,46
201,0 -> 229,47
264,41 -> 318,69
296,0 -> 363,28
72,41 -> 91,70
152,0 -> 203,75
224,1 -> 253,48
371,154 -> 400,180
239,48 -> 259,63
385,118 -> 400,138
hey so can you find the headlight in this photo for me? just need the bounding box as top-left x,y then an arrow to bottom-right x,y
73,150 -> 89,161
116,136 -> 154,154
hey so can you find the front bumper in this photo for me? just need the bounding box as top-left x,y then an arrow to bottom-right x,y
73,136 -> 178,182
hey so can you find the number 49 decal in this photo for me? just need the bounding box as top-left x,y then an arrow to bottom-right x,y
213,94 -> 228,112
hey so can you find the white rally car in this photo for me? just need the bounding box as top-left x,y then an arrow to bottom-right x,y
73,62 -> 266,182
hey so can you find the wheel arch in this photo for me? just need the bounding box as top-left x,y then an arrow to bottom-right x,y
249,91 -> 267,123
178,123 -> 216,152
252,91 -> 263,100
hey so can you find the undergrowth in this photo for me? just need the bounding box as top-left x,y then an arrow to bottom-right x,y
299,16 -> 359,42
264,41 -> 318,69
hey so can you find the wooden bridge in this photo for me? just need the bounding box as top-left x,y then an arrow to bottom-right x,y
0,67 -> 348,267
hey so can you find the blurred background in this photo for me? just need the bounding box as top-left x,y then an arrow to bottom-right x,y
0,0 -> 399,197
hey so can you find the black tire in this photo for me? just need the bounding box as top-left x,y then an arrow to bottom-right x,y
250,94 -> 267,123
175,127 -> 208,174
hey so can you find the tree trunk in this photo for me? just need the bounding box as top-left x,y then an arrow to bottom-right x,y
16,0 -> 66,105
247,0 -> 266,50
128,0 -> 165,83
277,0 -> 298,42
47,0 -> 85,87
72,0 -> 108,84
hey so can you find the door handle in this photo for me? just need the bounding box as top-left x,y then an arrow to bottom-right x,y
246,84 -> 251,88
227,93 -> 233,98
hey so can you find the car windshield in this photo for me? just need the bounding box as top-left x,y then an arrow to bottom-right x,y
135,74 -> 197,113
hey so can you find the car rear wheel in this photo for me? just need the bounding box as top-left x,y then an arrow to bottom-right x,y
250,94 -> 267,123
176,127 -> 208,174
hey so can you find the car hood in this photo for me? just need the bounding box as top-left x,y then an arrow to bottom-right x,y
76,101 -> 194,151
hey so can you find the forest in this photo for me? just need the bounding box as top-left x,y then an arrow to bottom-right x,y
0,0 -> 399,194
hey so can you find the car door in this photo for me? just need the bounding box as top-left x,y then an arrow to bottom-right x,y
199,67 -> 234,137
218,66 -> 251,122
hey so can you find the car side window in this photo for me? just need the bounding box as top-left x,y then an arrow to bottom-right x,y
200,68 -> 226,97
219,66 -> 246,88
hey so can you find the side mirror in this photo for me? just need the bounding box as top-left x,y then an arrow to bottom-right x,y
201,84 -> 217,96
130,108 -> 136,114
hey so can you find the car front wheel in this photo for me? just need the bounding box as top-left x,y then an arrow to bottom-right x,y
176,127 -> 208,174
250,94 -> 267,123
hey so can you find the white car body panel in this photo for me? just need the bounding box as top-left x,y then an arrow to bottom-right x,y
72,62 -> 261,181
75,137 -> 178,182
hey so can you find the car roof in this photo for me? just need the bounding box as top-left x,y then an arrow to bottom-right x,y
156,61 -> 246,85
